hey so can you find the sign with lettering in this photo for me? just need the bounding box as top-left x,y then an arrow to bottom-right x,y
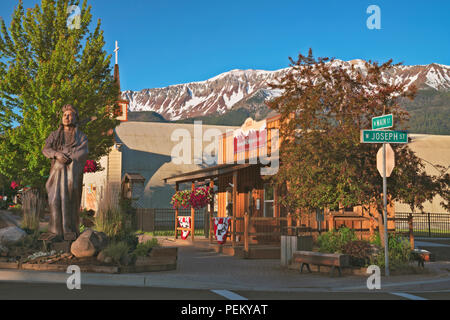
360,130 -> 408,144
233,118 -> 267,155
372,114 -> 393,130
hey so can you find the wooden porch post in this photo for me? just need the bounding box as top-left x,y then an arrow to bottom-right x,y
232,170 -> 237,246
174,182 -> 179,240
191,181 -> 195,242
209,179 -> 214,243
274,184 -> 278,217
244,212 -> 249,255
287,213 -> 292,236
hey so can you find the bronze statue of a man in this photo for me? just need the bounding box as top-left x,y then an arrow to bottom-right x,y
42,105 -> 88,240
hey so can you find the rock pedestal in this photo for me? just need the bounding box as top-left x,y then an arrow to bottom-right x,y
70,229 -> 108,258
0,226 -> 27,245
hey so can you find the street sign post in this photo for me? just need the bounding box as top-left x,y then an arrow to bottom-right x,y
372,114 -> 393,130
382,142 -> 389,276
360,114 -> 407,277
360,130 -> 408,144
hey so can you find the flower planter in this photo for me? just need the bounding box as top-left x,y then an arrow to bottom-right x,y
0,247 -> 178,274
171,186 -> 213,209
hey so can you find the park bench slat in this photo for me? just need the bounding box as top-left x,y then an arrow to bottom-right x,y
293,251 -> 350,267
292,251 -> 350,277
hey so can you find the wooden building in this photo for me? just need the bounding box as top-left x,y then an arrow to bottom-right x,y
164,115 -> 395,248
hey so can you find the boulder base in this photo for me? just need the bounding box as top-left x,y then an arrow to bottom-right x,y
70,229 -> 108,258
0,226 -> 27,245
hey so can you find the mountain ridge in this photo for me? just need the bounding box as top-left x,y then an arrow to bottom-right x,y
122,60 -> 450,122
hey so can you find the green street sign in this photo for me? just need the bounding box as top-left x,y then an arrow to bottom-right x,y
372,114 -> 393,130
360,130 -> 408,144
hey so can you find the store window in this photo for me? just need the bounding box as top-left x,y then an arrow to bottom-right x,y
263,184 -> 274,217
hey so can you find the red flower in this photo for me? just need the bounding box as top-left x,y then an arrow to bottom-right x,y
171,187 -> 214,209
83,160 -> 98,173
11,181 -> 19,189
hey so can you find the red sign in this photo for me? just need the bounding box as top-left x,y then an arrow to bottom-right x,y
234,129 -> 267,155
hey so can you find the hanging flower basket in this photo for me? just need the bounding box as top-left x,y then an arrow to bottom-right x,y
171,186 -> 214,209
171,189 -> 191,209
83,160 -> 99,173
189,186 -> 213,209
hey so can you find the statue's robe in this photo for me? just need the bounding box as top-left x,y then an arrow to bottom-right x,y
42,126 -> 88,237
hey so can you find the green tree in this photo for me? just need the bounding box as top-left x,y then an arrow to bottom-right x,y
267,49 -> 446,244
439,173 -> 450,212
0,0 -> 119,189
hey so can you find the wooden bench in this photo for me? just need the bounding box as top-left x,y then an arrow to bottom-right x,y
292,251 -> 350,277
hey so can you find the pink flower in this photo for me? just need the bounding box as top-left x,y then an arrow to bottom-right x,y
83,160 -> 98,173
11,181 -> 19,189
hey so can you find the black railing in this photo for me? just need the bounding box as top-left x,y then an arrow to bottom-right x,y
394,212 -> 450,238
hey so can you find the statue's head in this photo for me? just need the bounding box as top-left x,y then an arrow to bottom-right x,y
61,104 -> 79,127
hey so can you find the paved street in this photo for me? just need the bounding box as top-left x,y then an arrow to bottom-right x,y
1,282 -> 447,300
0,237 -> 449,300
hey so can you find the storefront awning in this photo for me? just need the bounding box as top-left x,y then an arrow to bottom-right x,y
163,163 -> 257,184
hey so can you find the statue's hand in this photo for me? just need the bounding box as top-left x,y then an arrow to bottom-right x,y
55,152 -> 71,164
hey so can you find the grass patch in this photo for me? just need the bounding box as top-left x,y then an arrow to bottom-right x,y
133,239 -> 159,257
102,241 -> 130,266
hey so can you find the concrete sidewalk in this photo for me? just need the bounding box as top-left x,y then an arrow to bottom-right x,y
1,237 -> 450,293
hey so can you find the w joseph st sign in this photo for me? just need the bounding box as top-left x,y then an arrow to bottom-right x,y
360,130 -> 408,144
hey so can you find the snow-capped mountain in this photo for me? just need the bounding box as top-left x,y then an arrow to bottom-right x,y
122,60 -> 450,121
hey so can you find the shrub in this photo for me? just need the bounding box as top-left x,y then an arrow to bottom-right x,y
102,241 -> 130,266
371,233 -> 412,270
133,239 -> 159,257
79,209 -> 95,227
94,206 -> 124,238
117,230 -> 139,251
94,186 -> 138,252
95,187 -> 131,235
317,227 -> 357,253
342,240 -> 374,267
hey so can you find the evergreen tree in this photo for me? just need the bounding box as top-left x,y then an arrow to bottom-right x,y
0,0 -> 119,189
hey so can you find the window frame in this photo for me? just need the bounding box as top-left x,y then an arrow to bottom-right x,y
263,183 -> 274,217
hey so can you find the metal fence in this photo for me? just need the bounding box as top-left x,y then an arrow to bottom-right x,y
136,208 -> 207,233
394,212 -> 450,238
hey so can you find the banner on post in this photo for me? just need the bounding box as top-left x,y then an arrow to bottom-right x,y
213,217 -> 231,244
178,216 -> 191,240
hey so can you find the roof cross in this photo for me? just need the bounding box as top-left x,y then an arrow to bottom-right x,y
114,40 -> 119,65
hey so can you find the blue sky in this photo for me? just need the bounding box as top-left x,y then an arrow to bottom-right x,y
1,0 -> 449,91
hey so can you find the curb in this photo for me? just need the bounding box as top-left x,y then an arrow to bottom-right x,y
2,269 -> 450,293
0,269 -> 147,287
